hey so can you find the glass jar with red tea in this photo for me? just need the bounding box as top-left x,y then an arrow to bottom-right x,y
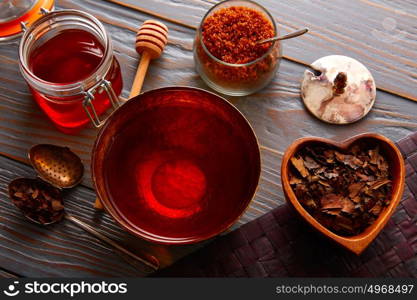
19,10 -> 123,134
194,0 -> 281,96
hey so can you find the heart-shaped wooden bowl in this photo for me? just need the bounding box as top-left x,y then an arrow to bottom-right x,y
281,133 -> 405,255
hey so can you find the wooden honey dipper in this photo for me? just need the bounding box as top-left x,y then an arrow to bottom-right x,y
130,20 -> 169,97
94,20 -> 168,210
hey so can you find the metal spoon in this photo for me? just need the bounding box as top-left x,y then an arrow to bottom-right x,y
257,28 -> 309,44
8,144 -> 159,272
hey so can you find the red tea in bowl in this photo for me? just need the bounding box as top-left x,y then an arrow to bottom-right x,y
98,88 -> 260,243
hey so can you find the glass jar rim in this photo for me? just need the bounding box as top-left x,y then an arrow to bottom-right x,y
198,0 -> 278,67
19,9 -> 112,96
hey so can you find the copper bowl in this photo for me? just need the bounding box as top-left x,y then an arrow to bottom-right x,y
281,133 -> 405,255
92,87 -> 261,245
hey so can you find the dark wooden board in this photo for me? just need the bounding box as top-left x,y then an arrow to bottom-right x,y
105,0 -> 417,102
0,268 -> 18,278
0,154 -> 208,277
0,0 -> 416,277
0,0 -> 416,189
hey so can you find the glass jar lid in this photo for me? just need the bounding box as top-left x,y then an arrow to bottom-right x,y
0,0 -> 54,41
0,0 -> 37,23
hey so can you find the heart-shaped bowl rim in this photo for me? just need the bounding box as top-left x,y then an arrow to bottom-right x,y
281,133 -> 405,255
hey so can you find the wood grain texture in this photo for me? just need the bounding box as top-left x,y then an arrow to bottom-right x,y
0,155 -> 206,277
0,0 -> 415,188
0,268 -> 18,278
106,0 -> 417,102
0,0 -> 416,277
0,0 -> 415,230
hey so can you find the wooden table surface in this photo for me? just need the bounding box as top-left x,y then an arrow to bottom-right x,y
0,0 -> 416,277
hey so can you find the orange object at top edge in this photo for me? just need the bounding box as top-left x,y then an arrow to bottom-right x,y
0,0 -> 55,41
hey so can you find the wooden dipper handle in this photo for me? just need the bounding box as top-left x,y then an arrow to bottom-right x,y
130,20 -> 169,98
94,20 -> 168,210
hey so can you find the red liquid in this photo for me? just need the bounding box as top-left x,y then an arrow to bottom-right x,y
28,29 -> 122,134
103,94 -> 260,241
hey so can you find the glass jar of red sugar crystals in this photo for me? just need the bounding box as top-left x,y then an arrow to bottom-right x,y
19,10 -> 123,134
194,0 -> 281,96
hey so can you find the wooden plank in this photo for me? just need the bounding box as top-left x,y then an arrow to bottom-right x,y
103,0 -> 417,102
0,154 -> 209,277
0,0 -> 416,223
0,268 -> 18,278
0,0 -> 416,276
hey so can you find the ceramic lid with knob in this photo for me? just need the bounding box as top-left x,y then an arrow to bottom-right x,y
0,0 -> 54,42
301,55 -> 376,125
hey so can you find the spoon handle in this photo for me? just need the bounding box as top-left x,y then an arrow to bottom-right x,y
257,28 -> 309,44
65,214 -> 159,271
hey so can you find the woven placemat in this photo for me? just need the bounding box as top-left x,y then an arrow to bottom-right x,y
155,132 -> 417,277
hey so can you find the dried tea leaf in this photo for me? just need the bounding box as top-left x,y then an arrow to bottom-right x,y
323,171 -> 339,179
51,200 -> 64,211
320,194 -> 343,210
355,171 -> 373,181
341,198 -> 355,214
302,198 -> 317,209
335,151 -> 345,162
290,156 -> 309,178
324,209 -> 342,216
289,174 -> 302,185
289,141 -> 392,236
348,182 -> 365,198
334,215 -> 354,231
369,203 -> 382,215
370,179 -> 391,190
369,147 -> 379,164
304,156 -> 320,169
9,179 -> 64,225
336,152 -> 362,169
318,180 -> 331,187
324,150 -> 335,163
14,192 -> 24,198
